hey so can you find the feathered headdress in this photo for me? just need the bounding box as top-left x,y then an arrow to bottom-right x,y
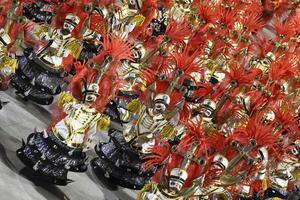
144,118 -> 208,185
270,102 -> 300,136
242,9 -> 266,36
93,33 -> 135,72
231,114 -> 279,149
216,5 -> 238,36
268,58 -> 297,83
51,0 -> 88,38
164,17 -> 193,44
212,62 -> 261,101
271,17 -> 295,42
69,34 -> 134,112
193,0 -> 218,25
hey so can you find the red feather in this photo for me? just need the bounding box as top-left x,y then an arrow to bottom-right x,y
171,47 -> 200,72
268,59 -> 296,83
69,62 -> 97,101
271,17 -> 295,40
221,63 -> 261,86
194,1 -> 218,24
232,115 -> 278,148
165,17 -> 193,43
93,34 -> 134,66
242,10 -> 266,35
217,6 -> 237,31
143,139 -> 171,170
270,103 -> 300,136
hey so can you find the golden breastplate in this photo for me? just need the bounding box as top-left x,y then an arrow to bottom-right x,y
68,107 -> 99,134
39,30 -> 73,68
124,109 -> 166,150
53,106 -> 100,148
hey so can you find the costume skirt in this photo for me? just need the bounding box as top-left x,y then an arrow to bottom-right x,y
10,55 -> 64,105
17,131 -> 87,185
91,129 -> 155,190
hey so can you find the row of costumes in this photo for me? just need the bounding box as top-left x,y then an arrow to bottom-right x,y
0,0 -> 300,199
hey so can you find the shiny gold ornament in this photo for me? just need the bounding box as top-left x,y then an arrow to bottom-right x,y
159,124 -> 176,139
0,56 -> 16,81
262,178 -> 268,191
291,167 -> 300,181
65,41 -> 83,59
57,92 -> 74,108
35,25 -> 49,38
97,116 -> 111,130
127,99 -> 142,113
137,183 -> 154,200
130,15 -> 146,26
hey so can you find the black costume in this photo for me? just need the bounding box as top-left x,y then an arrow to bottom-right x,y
17,131 -> 87,185
91,129 -> 155,190
23,0 -> 54,24
10,51 -> 64,105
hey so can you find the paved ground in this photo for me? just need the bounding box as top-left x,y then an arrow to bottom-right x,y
0,87 -> 137,200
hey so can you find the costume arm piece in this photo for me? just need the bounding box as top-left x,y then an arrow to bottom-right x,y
130,15 -> 146,26
292,167 -> 300,181
35,25 -> 50,41
65,41 -> 83,59
158,123 -> 176,140
0,56 -> 16,80
57,92 -> 74,109
117,99 -> 141,122
136,183 -> 157,200
97,115 -> 111,130
126,99 -> 141,113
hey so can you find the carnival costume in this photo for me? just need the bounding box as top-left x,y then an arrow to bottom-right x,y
16,33 -> 134,185
10,12 -> 81,105
0,0 -> 297,199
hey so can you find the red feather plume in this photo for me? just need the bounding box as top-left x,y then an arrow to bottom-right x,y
271,17 -> 295,40
69,61 -> 97,101
194,1 -> 218,24
171,47 -> 200,72
216,6 -> 237,31
270,103 -> 300,136
232,115 -> 278,148
143,139 -> 171,170
221,62 -> 262,86
93,34 -> 134,64
242,10 -> 266,35
93,34 -> 134,76
165,17 -> 193,43
268,58 -> 296,83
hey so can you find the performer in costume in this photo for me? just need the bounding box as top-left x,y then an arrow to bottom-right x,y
91,67 -> 187,190
16,76 -> 102,185
0,28 -> 16,89
78,5 -> 106,62
16,33 -> 134,185
137,121 -> 222,200
10,12 -> 82,105
0,28 -> 15,108
0,0 -> 25,106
